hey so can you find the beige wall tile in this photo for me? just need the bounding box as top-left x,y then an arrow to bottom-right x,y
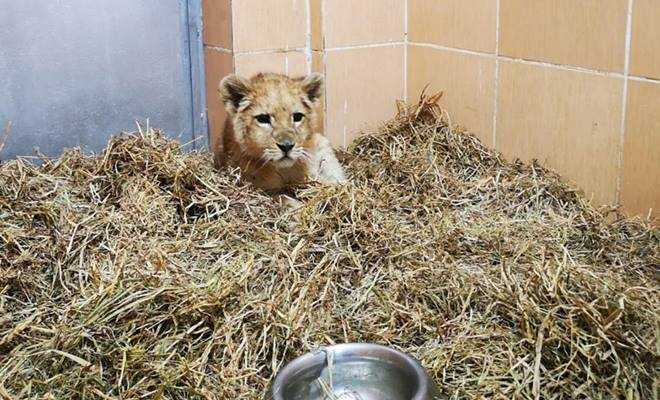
285,52 -> 310,76
202,0 -> 232,48
407,45 -> 495,145
496,61 -> 623,205
325,45 -> 405,147
204,48 -> 234,158
234,51 -> 308,78
630,0 -> 660,80
499,0 -> 628,72
311,0 -> 323,50
620,80 -> 660,219
312,51 -> 325,133
409,0 -> 497,53
312,51 -> 324,74
324,0 -> 405,48
233,0 -> 307,52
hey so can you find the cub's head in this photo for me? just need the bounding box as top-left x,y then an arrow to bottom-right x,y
219,72 -> 323,168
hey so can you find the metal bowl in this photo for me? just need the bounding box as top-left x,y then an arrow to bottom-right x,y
265,343 -> 442,400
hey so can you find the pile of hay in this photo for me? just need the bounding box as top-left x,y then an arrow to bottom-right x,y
1,96 -> 657,399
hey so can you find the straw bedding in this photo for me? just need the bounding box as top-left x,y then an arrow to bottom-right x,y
0,95 -> 657,399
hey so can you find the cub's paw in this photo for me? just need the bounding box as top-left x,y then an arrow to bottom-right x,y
275,194 -> 303,211
274,194 -> 303,233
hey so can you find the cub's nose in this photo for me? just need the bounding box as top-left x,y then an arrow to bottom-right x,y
277,140 -> 295,154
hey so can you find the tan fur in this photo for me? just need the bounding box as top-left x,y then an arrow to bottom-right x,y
216,72 -> 346,193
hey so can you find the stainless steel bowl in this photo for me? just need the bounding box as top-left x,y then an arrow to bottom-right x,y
265,343 -> 443,400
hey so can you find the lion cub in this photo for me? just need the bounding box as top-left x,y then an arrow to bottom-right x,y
217,73 -> 346,197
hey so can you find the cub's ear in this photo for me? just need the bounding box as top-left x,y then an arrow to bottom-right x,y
219,74 -> 251,111
300,73 -> 324,103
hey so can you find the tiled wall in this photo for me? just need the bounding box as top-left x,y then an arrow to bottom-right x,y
202,0 -> 406,151
203,0 -> 659,219
201,0 -> 232,163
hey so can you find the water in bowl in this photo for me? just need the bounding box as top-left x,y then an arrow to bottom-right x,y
280,358 -> 418,400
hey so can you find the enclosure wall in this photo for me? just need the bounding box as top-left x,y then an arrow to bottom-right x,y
202,0 -> 659,219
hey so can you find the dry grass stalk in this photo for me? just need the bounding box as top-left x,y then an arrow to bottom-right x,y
0,94 -> 657,399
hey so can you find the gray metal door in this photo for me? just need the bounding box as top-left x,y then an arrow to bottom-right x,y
0,0 -> 206,159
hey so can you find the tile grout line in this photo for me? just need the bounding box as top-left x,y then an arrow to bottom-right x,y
410,41 -> 493,58
628,75 -> 660,83
403,0 -> 408,103
205,45 -> 232,54
325,42 -> 405,52
233,47 -> 307,56
321,0 -> 329,140
229,0 -> 236,73
408,41 -> 660,82
305,0 -> 312,74
628,75 -> 660,84
616,0 -> 635,205
491,0 -> 501,149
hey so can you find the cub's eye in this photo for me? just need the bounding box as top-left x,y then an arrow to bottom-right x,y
255,114 -> 271,124
292,112 -> 305,123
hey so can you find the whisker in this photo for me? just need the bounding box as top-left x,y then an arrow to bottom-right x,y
298,150 -> 312,161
